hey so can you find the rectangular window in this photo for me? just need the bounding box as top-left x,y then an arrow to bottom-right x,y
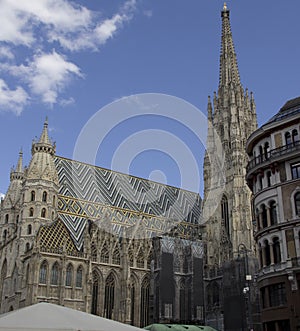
269,283 -> 286,307
291,163 -> 300,179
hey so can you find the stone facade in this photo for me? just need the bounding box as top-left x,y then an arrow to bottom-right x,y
203,3 -> 257,267
246,97 -> 300,331
202,5 -> 259,331
0,119 -> 203,327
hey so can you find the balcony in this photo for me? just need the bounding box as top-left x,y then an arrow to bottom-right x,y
247,140 -> 300,173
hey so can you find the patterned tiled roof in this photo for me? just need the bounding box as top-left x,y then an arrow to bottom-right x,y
54,156 -> 202,250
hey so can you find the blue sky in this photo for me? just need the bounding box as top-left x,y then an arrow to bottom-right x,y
1,0 -> 300,198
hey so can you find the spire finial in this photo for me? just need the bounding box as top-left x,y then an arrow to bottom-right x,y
223,2 -> 227,11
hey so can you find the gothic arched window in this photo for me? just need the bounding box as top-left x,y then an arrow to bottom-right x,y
5,214 -> 9,223
221,195 -> 230,236
91,271 -> 100,315
39,261 -> 48,284
112,247 -> 120,265
137,249 -> 144,269
29,208 -> 34,217
104,273 -> 115,319
76,266 -> 83,288
140,277 -> 150,327
130,276 -> 136,325
50,262 -> 59,285
25,243 -> 30,252
27,224 -> 32,235
42,191 -> 47,202
295,192 -> 300,216
100,245 -> 109,264
65,264 -> 73,287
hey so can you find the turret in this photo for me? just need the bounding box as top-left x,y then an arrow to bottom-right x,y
20,119 -> 59,253
0,150 -> 24,244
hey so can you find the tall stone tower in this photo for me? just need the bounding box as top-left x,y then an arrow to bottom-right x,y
203,3 -> 258,266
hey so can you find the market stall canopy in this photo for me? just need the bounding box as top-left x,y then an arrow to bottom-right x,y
0,302 -> 143,331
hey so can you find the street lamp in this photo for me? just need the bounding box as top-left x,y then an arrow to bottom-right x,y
237,243 -> 253,331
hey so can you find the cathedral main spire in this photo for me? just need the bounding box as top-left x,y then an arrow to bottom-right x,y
219,3 -> 241,90
204,5 -> 258,266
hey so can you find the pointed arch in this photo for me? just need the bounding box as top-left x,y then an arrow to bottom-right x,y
39,260 -> 48,284
221,195 -> 230,236
100,243 -> 109,264
140,276 -> 150,327
137,248 -> 144,268
50,262 -> 59,285
65,263 -> 73,287
91,270 -> 101,315
76,265 -> 83,288
104,273 -> 115,319
112,245 -> 120,265
129,274 -> 137,325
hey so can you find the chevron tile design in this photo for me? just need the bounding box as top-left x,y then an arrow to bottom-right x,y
54,156 -> 202,250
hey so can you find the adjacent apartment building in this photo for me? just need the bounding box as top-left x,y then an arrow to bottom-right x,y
246,96 -> 300,331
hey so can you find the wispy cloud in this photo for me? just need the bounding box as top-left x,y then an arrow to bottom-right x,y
0,79 -> 29,115
0,0 -> 139,113
0,46 -> 14,60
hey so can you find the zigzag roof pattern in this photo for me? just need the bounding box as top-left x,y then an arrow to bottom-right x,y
54,156 -> 202,250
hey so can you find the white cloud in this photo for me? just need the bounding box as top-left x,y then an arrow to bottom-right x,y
0,193 -> 5,200
60,97 -> 75,107
0,46 -> 14,60
8,51 -> 82,104
0,0 -> 139,113
0,79 -> 29,115
0,0 -> 92,46
0,0 -> 137,51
